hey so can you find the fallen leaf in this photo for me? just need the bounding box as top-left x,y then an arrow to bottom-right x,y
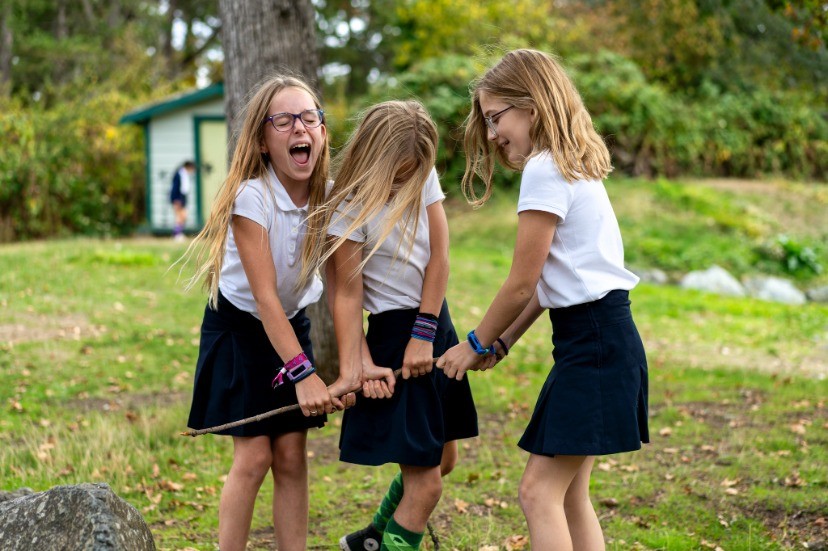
160,480 -> 184,492
789,423 -> 807,435
600,497 -> 619,508
659,427 -> 673,437
454,498 -> 468,514
504,534 -> 529,550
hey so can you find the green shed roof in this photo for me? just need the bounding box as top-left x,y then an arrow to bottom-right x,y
119,83 -> 224,124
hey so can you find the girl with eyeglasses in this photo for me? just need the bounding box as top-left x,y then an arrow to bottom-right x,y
302,100 -> 480,551
182,74 -> 356,551
437,49 -> 649,550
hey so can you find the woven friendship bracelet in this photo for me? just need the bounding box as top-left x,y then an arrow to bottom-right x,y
272,352 -> 316,388
411,313 -> 439,342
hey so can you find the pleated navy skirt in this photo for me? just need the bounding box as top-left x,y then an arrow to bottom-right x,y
518,290 -> 649,456
187,292 -> 326,437
339,301 -> 479,467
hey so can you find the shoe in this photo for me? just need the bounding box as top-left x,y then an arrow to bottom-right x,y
339,524 -> 382,551
173,233 -> 186,242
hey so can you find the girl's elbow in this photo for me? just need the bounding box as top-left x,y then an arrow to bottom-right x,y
507,279 -> 537,302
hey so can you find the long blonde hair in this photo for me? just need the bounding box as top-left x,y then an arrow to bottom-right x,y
300,100 -> 438,284
183,74 -> 330,308
462,49 -> 611,206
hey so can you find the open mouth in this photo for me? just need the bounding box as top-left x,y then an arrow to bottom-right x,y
290,143 -> 311,165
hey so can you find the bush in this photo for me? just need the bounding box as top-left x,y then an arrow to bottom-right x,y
0,92 -> 145,242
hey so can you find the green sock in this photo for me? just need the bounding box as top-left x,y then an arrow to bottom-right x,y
381,517 -> 423,551
372,471 -> 404,532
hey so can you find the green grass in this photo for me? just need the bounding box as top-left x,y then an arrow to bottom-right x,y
2,178 -> 827,550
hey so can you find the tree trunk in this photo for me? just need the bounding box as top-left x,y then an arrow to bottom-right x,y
219,0 -> 338,383
0,1 -> 12,97
219,0 -> 319,142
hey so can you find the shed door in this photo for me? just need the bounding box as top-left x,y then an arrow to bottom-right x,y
197,120 -> 228,225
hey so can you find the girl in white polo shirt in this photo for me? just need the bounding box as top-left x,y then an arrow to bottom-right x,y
183,74 -> 355,551
438,49 -> 649,549
303,100 -> 479,551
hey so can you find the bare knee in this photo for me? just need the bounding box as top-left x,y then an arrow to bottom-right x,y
518,474 -> 539,515
563,492 -> 592,515
271,434 -> 308,479
232,446 -> 272,483
440,443 -> 458,477
404,470 -> 443,510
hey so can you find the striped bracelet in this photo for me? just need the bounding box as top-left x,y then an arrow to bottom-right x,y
411,313 -> 438,343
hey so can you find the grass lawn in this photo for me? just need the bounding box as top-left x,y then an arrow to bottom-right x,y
1,177 -> 826,550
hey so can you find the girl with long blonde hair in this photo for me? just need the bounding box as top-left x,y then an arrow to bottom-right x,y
307,100 -> 479,551
438,49 -> 649,550
183,74 -> 354,551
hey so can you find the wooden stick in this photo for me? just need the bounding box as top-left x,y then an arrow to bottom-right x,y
181,367 -> 407,437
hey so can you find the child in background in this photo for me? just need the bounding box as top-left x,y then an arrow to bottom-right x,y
170,160 -> 196,241
438,49 -> 649,550
183,74 -> 354,551
304,100 -> 480,551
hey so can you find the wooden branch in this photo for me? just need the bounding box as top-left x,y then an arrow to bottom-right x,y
181,367 -> 404,437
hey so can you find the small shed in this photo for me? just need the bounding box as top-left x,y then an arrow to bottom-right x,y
120,83 -> 227,233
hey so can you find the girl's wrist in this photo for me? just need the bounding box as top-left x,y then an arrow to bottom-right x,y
467,330 -> 496,356
273,352 -> 315,388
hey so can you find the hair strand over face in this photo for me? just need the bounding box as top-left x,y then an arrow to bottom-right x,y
300,100 -> 439,285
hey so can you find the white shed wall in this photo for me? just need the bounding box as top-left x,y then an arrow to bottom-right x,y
148,98 -> 225,230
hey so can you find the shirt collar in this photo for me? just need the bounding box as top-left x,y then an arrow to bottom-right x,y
267,163 -> 308,213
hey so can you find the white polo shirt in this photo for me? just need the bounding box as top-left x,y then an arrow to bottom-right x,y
218,164 -> 323,319
518,152 -> 638,309
328,168 -> 445,314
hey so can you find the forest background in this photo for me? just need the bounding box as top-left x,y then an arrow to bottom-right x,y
0,0 -> 826,242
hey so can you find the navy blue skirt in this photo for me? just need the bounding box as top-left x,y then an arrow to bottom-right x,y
186,292 -> 326,436
518,290 -> 649,456
339,301 -> 479,467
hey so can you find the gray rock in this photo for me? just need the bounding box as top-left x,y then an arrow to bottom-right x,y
806,285 -> 828,303
0,488 -> 35,504
680,265 -> 745,297
743,276 -> 806,305
0,483 -> 155,551
631,267 -> 669,285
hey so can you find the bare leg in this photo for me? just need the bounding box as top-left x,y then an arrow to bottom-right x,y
393,464 -> 443,533
218,436 -> 272,551
564,456 -> 605,550
519,454 -> 588,551
440,441 -> 458,477
271,431 -> 309,551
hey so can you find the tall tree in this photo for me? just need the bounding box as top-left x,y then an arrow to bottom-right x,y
0,1 -> 12,97
219,0 -> 338,381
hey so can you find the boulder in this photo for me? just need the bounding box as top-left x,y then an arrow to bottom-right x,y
680,265 -> 745,297
631,267 -> 669,285
0,483 -> 155,550
743,276 -> 806,305
0,488 -> 34,504
806,285 -> 828,303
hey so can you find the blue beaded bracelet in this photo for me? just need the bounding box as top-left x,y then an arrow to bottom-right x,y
467,330 -> 495,356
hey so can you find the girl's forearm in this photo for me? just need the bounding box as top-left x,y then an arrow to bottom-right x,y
471,275 -> 537,348
500,289 -> 545,349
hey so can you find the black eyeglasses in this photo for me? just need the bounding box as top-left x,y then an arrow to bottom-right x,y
264,109 -> 325,132
483,105 -> 514,137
